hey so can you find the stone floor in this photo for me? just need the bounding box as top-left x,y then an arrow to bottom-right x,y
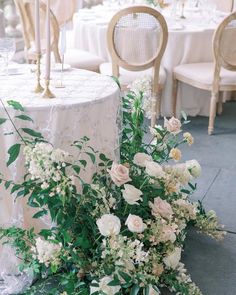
161,101 -> 236,295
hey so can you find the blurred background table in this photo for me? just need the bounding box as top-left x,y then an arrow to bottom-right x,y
72,4 -> 229,117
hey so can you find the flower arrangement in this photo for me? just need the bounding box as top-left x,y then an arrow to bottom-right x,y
0,78 -> 225,295
145,0 -> 169,9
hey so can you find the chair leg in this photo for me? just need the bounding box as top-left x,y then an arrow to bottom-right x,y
172,77 -> 178,117
156,89 -> 162,120
208,91 -> 218,135
151,93 -> 158,128
217,91 -> 223,115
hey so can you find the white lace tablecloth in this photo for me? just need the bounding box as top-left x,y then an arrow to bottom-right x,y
72,5 -> 229,117
0,66 -> 120,293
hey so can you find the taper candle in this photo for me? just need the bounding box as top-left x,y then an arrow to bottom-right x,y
35,0 -> 41,54
45,0 -> 51,80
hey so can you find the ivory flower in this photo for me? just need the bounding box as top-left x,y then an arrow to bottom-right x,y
183,132 -> 194,145
169,148 -> 182,162
96,214 -> 121,236
122,184 -> 142,205
90,276 -> 121,295
145,161 -> 165,178
163,247 -> 182,269
164,117 -> 182,134
108,162 -> 131,187
125,214 -> 147,233
186,160 -> 201,178
133,153 -> 152,167
149,197 -> 173,220
33,237 -> 61,267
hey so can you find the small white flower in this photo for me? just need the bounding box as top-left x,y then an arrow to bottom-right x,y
125,214 -> 147,233
90,276 -> 121,295
186,160 -> 201,178
122,184 -> 142,205
133,153 -> 152,167
96,214 -> 121,236
163,247 -> 182,269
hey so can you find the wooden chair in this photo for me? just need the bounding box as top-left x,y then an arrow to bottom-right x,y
15,0 -> 103,71
172,12 -> 236,135
99,6 -> 168,127
14,0 -> 61,63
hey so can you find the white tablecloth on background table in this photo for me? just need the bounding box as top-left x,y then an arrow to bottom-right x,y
0,66 -> 120,231
0,9 -> 5,37
72,5 -> 229,117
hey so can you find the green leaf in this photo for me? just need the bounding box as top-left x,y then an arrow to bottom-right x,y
107,279 -> 121,287
181,110 -> 187,121
131,284 -> 140,295
33,209 -> 47,219
7,100 -> 24,111
79,160 -> 87,167
86,152 -> 96,164
11,184 -> 22,194
118,271 -> 131,283
5,180 -> 12,190
72,165 -> 81,174
144,285 -> 150,295
0,118 -> 7,125
7,144 -> 21,166
21,128 -> 43,138
15,114 -> 33,122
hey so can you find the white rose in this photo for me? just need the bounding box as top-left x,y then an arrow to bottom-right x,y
164,117 -> 182,135
145,161 -> 165,178
108,162 -> 131,187
96,214 -> 121,236
125,214 -> 147,233
133,153 -> 152,167
122,184 -> 142,205
186,160 -> 201,178
163,247 -> 182,269
90,276 -> 121,295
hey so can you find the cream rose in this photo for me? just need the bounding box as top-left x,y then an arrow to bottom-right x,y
183,132 -> 194,145
163,247 -> 182,269
186,160 -> 201,178
122,184 -> 143,205
164,117 -> 182,134
169,148 -> 182,162
149,197 -> 173,220
96,214 -> 121,236
90,276 -> 121,295
133,153 -> 152,167
145,161 -> 165,178
108,162 -> 131,187
125,214 -> 147,233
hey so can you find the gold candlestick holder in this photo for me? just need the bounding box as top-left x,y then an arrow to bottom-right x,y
34,53 -> 44,93
42,79 -> 55,99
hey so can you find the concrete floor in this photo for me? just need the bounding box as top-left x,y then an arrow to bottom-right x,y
161,101 -> 236,295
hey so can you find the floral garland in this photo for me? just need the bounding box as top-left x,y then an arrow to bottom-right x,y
0,77 -> 225,295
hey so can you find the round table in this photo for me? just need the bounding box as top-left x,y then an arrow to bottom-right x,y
0,66 -> 120,231
72,5 -> 229,117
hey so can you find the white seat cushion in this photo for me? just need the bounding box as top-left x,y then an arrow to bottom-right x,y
64,49 -> 104,72
99,62 -> 166,86
174,62 -> 236,86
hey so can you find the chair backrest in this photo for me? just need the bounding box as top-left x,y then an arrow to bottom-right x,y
14,0 -> 61,63
209,0 -> 233,12
107,5 -> 168,94
212,11 -> 236,89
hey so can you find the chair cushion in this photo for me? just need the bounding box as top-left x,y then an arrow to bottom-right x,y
64,49 -> 104,72
174,62 -> 236,86
99,63 -> 166,86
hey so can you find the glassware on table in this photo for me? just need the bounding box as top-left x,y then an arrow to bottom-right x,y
179,0 -> 187,19
0,38 -> 16,75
